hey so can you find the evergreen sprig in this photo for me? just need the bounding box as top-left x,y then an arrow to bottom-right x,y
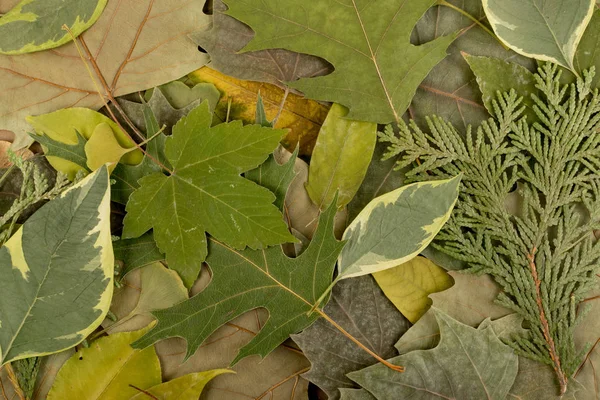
380,63 -> 600,394
0,151 -> 71,245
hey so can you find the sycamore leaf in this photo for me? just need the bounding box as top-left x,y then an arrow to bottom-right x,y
113,232 -> 164,277
292,275 -> 409,400
463,54 -> 539,122
373,256 -> 454,324
47,326 -> 161,400
410,0 -> 534,132
189,67 -> 330,155
396,272 -> 586,399
132,198 -> 345,365
347,309 -> 519,400
482,0 -> 595,70
122,102 -> 295,287
337,176 -> 461,279
222,0 -> 455,124
191,0 -> 333,89
246,145 -> 299,211
1,0 -> 209,149
306,104 -> 377,210
129,370 -> 232,400
0,0 -> 107,55
27,108 -> 142,179
0,167 -> 112,366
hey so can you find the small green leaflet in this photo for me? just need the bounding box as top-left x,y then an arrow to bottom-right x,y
306,103 -> 377,210
482,0 -> 595,71
0,0 -> 107,54
337,176 -> 461,279
32,130 -> 89,173
111,103 -> 168,205
0,167 -> 112,366
245,146 -> 298,211
347,309 -> 519,400
222,0 -> 456,124
132,199 -> 345,365
122,101 -> 295,287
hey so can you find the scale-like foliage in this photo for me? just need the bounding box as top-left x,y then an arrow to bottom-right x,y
379,63 -> 600,394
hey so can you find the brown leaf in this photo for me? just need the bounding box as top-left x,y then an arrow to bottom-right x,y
0,0 -> 210,149
191,0 -> 333,90
188,67 -> 330,156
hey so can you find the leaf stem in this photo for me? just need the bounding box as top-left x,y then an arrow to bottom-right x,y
62,25 -> 173,175
315,308 -> 405,373
129,384 -> 158,399
273,87 -> 290,128
527,247 -> 568,395
436,0 -> 509,50
308,277 -> 339,315
4,364 -> 25,400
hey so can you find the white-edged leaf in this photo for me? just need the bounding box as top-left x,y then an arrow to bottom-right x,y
337,176 -> 460,279
482,0 -> 595,70
0,167 -> 113,365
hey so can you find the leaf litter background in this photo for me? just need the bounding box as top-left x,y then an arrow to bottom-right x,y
0,0 -> 599,399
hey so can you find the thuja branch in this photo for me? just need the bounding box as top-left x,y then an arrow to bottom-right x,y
380,64 -> 600,393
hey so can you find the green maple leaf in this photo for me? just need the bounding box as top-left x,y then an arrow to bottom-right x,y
222,0 -> 456,124
122,101 -> 296,287
132,199 -> 345,364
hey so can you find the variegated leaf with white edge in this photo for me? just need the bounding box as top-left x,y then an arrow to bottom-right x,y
337,176 -> 461,280
482,0 -> 595,71
0,0 -> 107,55
0,166 -> 113,366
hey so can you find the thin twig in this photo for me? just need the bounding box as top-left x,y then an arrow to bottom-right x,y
62,25 -> 173,174
4,366 -> 24,400
527,247 -> 568,394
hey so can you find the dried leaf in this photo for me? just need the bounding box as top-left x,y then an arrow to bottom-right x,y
188,67 -> 330,156
1,0 -> 210,149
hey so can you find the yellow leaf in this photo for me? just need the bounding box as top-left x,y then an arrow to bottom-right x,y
129,370 -> 232,400
85,123 -> 135,172
373,256 -> 454,323
188,67 -> 330,155
47,325 -> 161,400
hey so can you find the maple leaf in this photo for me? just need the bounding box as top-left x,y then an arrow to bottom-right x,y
122,101 -> 296,287
191,0 -> 333,89
131,199 -> 346,365
0,0 -> 209,149
220,0 -> 456,124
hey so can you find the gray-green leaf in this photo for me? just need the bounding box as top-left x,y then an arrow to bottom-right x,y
347,309 -> 519,400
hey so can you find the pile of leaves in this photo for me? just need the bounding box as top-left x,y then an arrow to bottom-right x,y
0,0 -> 599,399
